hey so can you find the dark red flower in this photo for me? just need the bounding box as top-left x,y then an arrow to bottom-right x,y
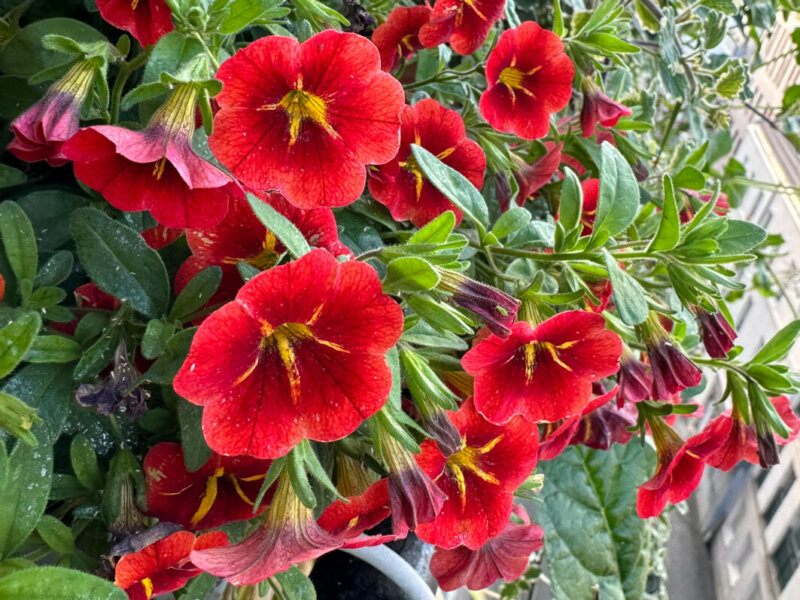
507,142 -> 562,209
707,396 -> 800,470
538,386 -> 618,460
430,507 -> 543,591
141,225 -> 183,250
419,0 -> 506,56
143,442 -> 271,530
96,0 -> 174,47
570,389 -> 636,451
114,530 -> 227,600
436,269 -> 519,338
191,472 -> 342,585
63,84 -> 241,229
479,22 -> 574,140
617,348 -> 653,406
580,78 -> 632,138
209,31 -> 404,210
372,6 -> 432,71
637,418 -> 723,518
0,274 -> 4,304
381,433 -> 447,536
696,308 -> 737,359
173,249 -> 404,459
8,60 -> 97,166
369,98 -> 485,227
642,315 -> 702,401
175,192 -> 351,308
318,478 -> 395,547
414,398 -> 539,549
463,311 -> 622,424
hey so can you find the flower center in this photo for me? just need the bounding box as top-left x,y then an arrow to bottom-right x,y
245,231 -> 279,270
140,577 -> 153,599
499,66 -> 527,90
523,341 -> 576,382
445,436 -> 502,508
188,468 -> 265,527
257,77 -> 340,146
399,154 -> 425,201
131,0 -> 139,9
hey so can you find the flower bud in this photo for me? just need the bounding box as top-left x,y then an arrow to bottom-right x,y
696,308 -> 737,359
436,269 -> 520,337
580,78 -> 632,138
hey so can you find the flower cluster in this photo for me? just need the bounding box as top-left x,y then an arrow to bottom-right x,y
2,1 -> 798,599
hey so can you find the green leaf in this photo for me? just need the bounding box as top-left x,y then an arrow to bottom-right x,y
71,208 -> 170,318
383,257 -> 440,293
70,434 -> 103,491
750,319 -> 800,365
168,266 -> 222,321
405,295 -> 473,335
0,201 -> 37,285
714,220 -> 767,255
23,335 -> 81,364
2,364 -> 72,446
412,145 -> 490,231
559,168 -> 583,234
0,165 -> 25,190
0,566 -> 126,600
602,250 -> 648,326
673,165 -> 706,190
491,207 -> 532,239
141,319 -> 175,360
274,566 -> 317,600
144,328 -> 196,385
0,312 -> 42,378
218,0 -> 285,33
17,191 -> 86,253
177,395 -> 212,472
648,175 -> 680,251
72,328 -> 119,382
409,211 -> 456,245
180,573 -> 219,600
584,32 -> 641,53
34,251 -> 73,288
247,193 -> 311,259
36,515 -> 74,556
537,443 -> 656,600
553,0 -> 565,36
593,143 -> 639,239
0,437 -> 53,558
0,392 -> 39,447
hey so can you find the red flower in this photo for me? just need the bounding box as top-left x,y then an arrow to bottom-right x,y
175,192 -> 351,308
96,0 -> 174,47
114,530 -> 227,600
63,84 -> 241,229
463,311 -> 622,424
414,398 -> 539,549
318,479 -> 395,547
8,60 -> 97,166
143,442 -> 271,530
209,31 -> 404,210
369,99 -> 485,227
616,349 -> 653,406
190,473 -> 343,585
381,433 -> 447,536
479,22 -> 574,140
419,0 -> 506,56
173,249 -> 404,459
641,314 -> 702,401
696,308 -> 736,359
679,191 -> 730,223
372,6 -> 432,71
584,278 -> 613,314
430,507 -> 543,591
706,397 -> 800,471
141,225 -> 183,250
0,274 -> 4,304
580,78 -> 632,138
637,419 -> 723,518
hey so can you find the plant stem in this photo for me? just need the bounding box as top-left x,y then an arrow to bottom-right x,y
109,47 -> 152,124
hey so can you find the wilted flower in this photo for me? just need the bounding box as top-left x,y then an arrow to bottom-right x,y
8,59 -> 98,166
580,78 -> 632,138
436,269 -> 519,338
381,433 -> 447,536
430,507 -> 544,591
696,307 -> 737,359
76,340 -> 149,420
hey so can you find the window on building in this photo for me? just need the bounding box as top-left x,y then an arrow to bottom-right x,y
763,470 -> 796,524
771,523 -> 800,590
